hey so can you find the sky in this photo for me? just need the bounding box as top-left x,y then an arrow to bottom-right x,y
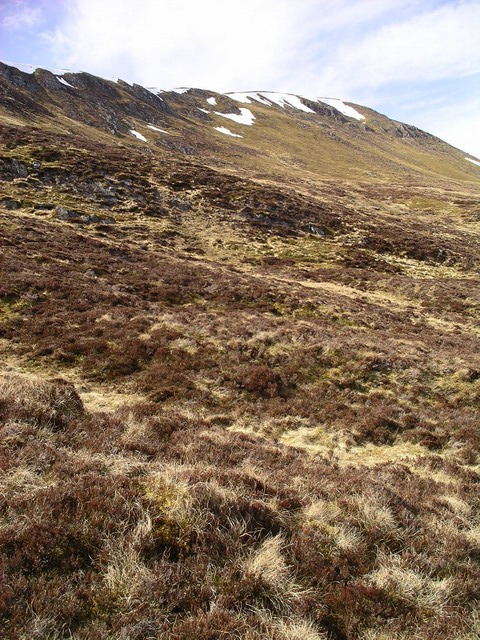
1,0 -> 479,157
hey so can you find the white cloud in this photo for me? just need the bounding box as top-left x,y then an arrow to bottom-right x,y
2,3 -> 42,30
316,1 -> 480,95
300,0 -> 419,33
46,0 -> 304,91
415,96 -> 480,159
43,0 -> 422,92
44,1 -> 480,94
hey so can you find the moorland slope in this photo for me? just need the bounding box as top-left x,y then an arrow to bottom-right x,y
1,62 -> 480,640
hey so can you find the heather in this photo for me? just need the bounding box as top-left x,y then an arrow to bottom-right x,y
1,64 -> 480,639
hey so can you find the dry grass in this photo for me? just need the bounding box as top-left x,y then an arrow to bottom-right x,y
246,535 -> 290,592
102,536 -> 151,606
369,552 -> 453,612
348,493 -> 398,534
273,617 -> 327,640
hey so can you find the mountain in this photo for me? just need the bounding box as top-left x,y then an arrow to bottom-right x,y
2,61 -> 480,180
1,61 -> 480,640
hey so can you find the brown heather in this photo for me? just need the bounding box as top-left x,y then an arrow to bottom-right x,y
1,63 -> 480,639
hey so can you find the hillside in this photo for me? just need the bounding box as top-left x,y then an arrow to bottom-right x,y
1,61 -> 480,640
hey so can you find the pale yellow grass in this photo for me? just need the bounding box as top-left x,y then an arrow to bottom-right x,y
274,617 -> 327,640
339,441 -> 428,467
348,493 -> 397,533
369,553 -> 453,611
246,535 -> 290,591
102,536 -> 151,605
303,499 -> 362,551
0,466 -> 51,496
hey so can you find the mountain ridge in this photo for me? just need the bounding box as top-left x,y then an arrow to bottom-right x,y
3,59 -> 479,167
2,60 -> 479,178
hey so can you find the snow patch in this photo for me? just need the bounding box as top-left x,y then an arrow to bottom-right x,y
144,87 -> 164,100
172,87 -> 190,94
228,91 -> 366,120
228,91 -> 314,113
130,130 -> 147,142
465,157 -> 480,167
215,107 -> 255,126
7,62 -> 37,74
207,97 -> 217,106
317,98 -> 365,121
214,126 -> 243,138
228,92 -> 252,104
198,108 -> 210,114
147,125 -> 169,134
261,92 -> 315,113
57,76 -> 74,88
228,92 -> 271,105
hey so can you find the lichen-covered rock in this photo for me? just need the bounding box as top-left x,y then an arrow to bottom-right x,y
56,206 -> 81,221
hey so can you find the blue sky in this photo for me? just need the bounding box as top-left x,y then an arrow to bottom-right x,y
1,0 -> 479,157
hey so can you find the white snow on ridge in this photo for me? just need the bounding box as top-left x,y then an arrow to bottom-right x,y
228,91 -> 314,113
4,61 -> 71,75
146,87 -> 164,99
6,61 -> 370,123
316,98 -> 365,121
6,62 -> 37,74
227,91 -> 366,120
130,130 -> 147,142
215,107 -> 255,126
261,92 -> 315,113
215,126 -> 242,138
466,157 -> 480,167
147,125 -> 169,134
3,61 -> 152,91
228,92 -> 271,106
57,76 -> 74,88
198,108 -> 210,114
227,92 -> 252,104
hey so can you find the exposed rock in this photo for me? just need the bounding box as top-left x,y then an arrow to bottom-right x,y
56,206 -> 81,221
80,214 -> 102,224
35,69 -> 66,91
55,205 -> 115,225
33,203 -> 55,210
304,224 -> 326,237
160,139 -> 196,155
0,198 -> 21,209
0,61 -> 34,88
11,159 -> 28,178
169,196 -> 192,212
